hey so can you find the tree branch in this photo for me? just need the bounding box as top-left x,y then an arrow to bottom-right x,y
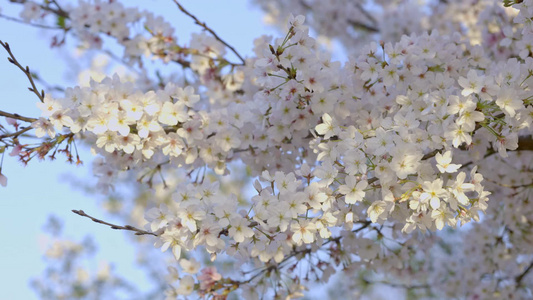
347,20 -> 379,33
354,3 -> 378,27
0,126 -> 33,139
515,261 -> 533,286
72,209 -> 158,236
171,0 -> 246,65
0,40 -> 45,103
48,0 -> 67,16
0,110 -> 37,123
516,135 -> 533,152
0,13 -> 63,30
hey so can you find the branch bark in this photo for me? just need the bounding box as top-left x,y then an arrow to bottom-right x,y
515,261 -> 533,286
0,110 -> 37,123
72,209 -> 158,236
0,126 -> 33,140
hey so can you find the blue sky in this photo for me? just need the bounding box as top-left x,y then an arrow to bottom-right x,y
0,1 -> 276,298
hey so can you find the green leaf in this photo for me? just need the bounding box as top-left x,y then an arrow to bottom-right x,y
503,0 -> 523,7
56,16 -> 66,29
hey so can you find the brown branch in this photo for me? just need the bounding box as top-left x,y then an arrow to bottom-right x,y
0,110 -> 37,123
0,40 -> 45,103
354,3 -> 378,27
172,0 -> 246,65
347,20 -> 379,33
72,209 -> 159,236
49,0 -> 66,15
516,135 -> 533,152
0,126 -> 33,139
39,1 -> 69,19
422,149 -> 440,161
515,261 -> 533,286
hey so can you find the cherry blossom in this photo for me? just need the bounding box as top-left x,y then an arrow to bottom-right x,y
1,0 -> 533,299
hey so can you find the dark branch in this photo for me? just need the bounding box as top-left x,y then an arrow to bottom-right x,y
172,0 -> 246,65
0,126 -> 33,139
0,13 -> 63,30
49,0 -> 67,15
0,40 -> 45,103
347,20 -> 379,33
72,209 -> 158,236
515,261 -> 533,286
354,3 -> 378,27
0,110 -> 37,123
516,135 -> 533,152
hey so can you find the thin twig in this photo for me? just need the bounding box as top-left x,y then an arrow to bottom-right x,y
39,2 -> 69,19
0,14 -> 63,30
102,49 -> 143,76
354,3 -> 378,27
0,40 -> 45,103
298,0 -> 378,33
72,209 -> 159,236
49,0 -> 66,14
347,20 -> 379,33
172,0 -> 246,65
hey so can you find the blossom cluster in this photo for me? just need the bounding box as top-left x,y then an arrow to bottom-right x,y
19,0 -> 231,80
252,0 -> 520,52
31,74 -> 251,191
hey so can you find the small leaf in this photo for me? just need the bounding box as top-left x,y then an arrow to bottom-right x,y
56,16 -> 66,29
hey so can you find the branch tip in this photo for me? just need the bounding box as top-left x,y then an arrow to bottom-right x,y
71,209 -> 158,236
